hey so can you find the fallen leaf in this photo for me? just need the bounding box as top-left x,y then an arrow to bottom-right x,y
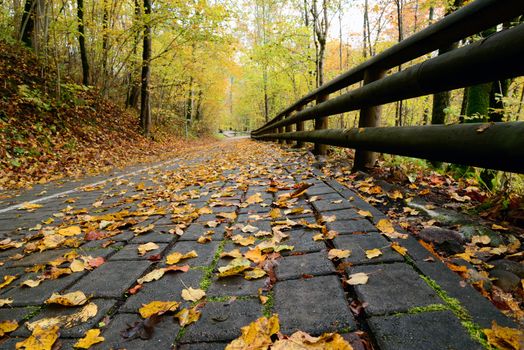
376,219 -> 408,239
175,307 -> 201,327
20,279 -> 43,288
476,122 -> 493,133
16,325 -> 59,350
471,235 -> 491,245
346,272 -> 369,285
74,329 -> 105,349
19,202 -> 43,211
241,224 -> 258,233
357,210 -> 373,218
483,321 -> 522,350
57,226 -> 82,236
132,224 -> 155,235
181,287 -> 206,302
244,247 -> 265,264
0,320 -> 18,336
27,303 -> 98,331
244,268 -> 267,280
232,234 -> 256,246
129,284 -> 143,295
391,242 -> 408,256
328,249 -> 351,260
197,235 -> 212,243
164,264 -> 190,273
225,314 -> 279,350
269,208 -> 281,219
221,249 -> 243,259
246,193 -> 264,204
137,242 -> 159,256
0,275 -> 17,289
387,190 -> 403,200
218,258 -> 252,278
137,268 -> 166,284
0,298 -> 13,307
491,224 -> 508,231
87,256 -> 105,268
139,301 -> 180,318
312,233 -> 324,241
70,259 -> 86,272
272,331 -> 353,350
365,249 -> 382,259
217,212 -> 237,221
166,250 -> 198,265
46,291 -> 88,306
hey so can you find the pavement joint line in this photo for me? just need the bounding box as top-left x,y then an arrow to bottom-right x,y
0,157 -> 181,214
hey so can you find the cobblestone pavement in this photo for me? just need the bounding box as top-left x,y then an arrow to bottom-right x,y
0,139 -> 515,349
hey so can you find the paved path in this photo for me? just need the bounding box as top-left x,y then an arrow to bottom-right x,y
0,139 -> 515,349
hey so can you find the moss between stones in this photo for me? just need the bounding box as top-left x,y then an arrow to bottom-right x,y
199,239 -> 226,291
262,290 -> 274,318
22,306 -> 42,321
406,303 -> 449,314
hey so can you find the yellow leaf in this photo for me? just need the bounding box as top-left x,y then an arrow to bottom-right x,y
217,212 -> 237,221
27,303 -> 98,331
220,249 -> 243,259
175,307 -> 201,327
197,235 -> 212,243
328,249 -> 351,260
70,259 -> 86,272
218,258 -> 252,278
241,224 -> 258,233
232,234 -> 256,246
74,329 -> 105,349
166,250 -> 198,265
246,193 -> 264,204
137,268 -> 166,284
357,210 -> 373,218
19,202 -> 43,211
391,242 -> 408,256
321,215 -> 337,223
0,298 -> 13,307
346,272 -> 369,285
365,249 -> 382,259
0,275 -> 17,289
387,190 -> 403,200
16,325 -> 59,350
491,224 -> 508,231
272,331 -> 353,350
181,287 -> 206,302
46,291 -> 88,306
226,314 -> 279,350
57,226 -> 82,237
40,234 -> 66,250
139,301 -> 179,319
135,182 -> 146,191
312,234 -> 325,241
269,208 -> 281,219
20,279 -> 43,288
0,320 -> 18,337
244,268 -> 267,280
471,235 -> 491,245
132,224 -> 155,235
483,321 -> 522,350
206,220 -> 219,228
198,207 -> 213,215
244,247 -> 265,264
137,242 -> 159,256
376,219 -> 408,239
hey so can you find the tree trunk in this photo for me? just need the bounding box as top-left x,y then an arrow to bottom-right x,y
140,0 -> 152,136
20,0 -> 36,47
77,0 -> 90,85
126,0 -> 141,109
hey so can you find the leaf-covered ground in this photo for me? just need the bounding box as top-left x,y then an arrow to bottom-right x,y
0,40 -> 213,192
0,139 -> 521,349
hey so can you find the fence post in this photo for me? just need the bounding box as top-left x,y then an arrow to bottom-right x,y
285,112 -> 293,145
353,68 -> 386,170
294,105 -> 305,148
313,94 -> 329,155
278,116 -> 285,144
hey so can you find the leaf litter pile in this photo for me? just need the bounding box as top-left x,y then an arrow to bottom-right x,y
0,139 -> 522,349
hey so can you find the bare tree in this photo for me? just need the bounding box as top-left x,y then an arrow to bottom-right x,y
77,0 -> 90,85
140,0 -> 152,136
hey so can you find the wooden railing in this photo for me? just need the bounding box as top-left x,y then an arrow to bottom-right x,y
251,0 -> 524,174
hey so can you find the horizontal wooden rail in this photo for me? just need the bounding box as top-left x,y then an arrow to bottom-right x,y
254,23 -> 524,135
253,0 -> 524,133
253,122 -> 524,174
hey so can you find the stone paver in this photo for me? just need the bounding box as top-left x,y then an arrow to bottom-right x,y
349,263 -> 442,316
274,275 -> 356,335
181,299 -> 262,343
0,139 -> 516,349
275,251 -> 335,280
67,260 -> 151,298
368,310 -> 483,350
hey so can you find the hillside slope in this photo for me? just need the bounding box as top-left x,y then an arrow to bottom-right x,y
0,40 -> 205,191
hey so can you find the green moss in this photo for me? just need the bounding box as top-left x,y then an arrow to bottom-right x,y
419,275 -> 488,348
174,326 -> 187,343
23,306 -> 43,321
262,291 -> 274,318
406,304 -> 448,314
199,239 -> 226,291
